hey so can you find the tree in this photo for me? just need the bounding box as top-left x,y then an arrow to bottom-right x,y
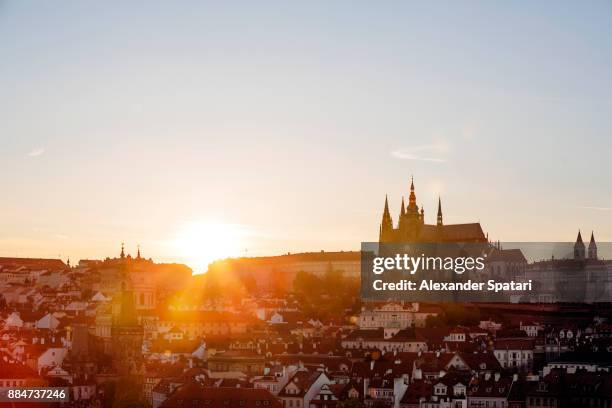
240,273 -> 258,294
270,269 -> 288,296
293,271 -> 322,296
202,272 -> 222,304
323,263 -> 343,291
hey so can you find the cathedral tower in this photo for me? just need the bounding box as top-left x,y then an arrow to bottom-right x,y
574,230 -> 585,261
406,177 -> 419,217
379,195 -> 394,242
588,231 -> 597,260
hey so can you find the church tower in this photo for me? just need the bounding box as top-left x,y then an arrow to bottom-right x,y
379,195 -> 394,242
111,289 -> 144,376
437,197 -> 443,226
397,197 -> 406,232
406,177 -> 419,217
588,231 -> 598,260
574,230 -> 585,261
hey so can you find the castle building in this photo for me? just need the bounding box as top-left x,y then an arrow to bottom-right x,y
526,230 -> 610,303
379,178 -> 487,243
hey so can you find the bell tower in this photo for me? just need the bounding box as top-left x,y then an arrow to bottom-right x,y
574,230 -> 585,261
111,289 -> 143,376
588,231 -> 597,260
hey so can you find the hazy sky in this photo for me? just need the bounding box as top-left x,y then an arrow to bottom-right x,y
1,1 -> 612,272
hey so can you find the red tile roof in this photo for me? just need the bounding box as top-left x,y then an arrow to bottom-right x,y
0,257 -> 66,270
161,383 -> 281,408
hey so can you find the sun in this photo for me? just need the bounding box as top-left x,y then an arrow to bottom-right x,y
173,220 -> 245,274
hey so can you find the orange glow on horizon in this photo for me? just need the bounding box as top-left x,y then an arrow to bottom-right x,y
171,220 -> 246,274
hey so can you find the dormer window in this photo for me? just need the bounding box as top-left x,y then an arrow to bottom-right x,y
434,385 -> 446,395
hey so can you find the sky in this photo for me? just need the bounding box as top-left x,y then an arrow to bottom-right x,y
1,1 -> 612,272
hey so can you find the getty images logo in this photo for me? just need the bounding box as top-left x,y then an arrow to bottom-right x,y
372,253 -> 487,275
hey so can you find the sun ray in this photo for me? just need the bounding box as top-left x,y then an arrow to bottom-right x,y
172,220 -> 245,274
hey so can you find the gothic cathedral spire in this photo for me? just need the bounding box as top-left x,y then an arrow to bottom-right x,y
380,195 -> 394,242
437,197 -> 443,226
408,176 -> 417,207
574,230 -> 585,261
406,175 -> 419,218
383,195 -> 391,218
588,231 -> 597,260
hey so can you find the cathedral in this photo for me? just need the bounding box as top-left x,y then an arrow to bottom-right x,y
379,178 -> 487,243
573,230 -> 598,261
